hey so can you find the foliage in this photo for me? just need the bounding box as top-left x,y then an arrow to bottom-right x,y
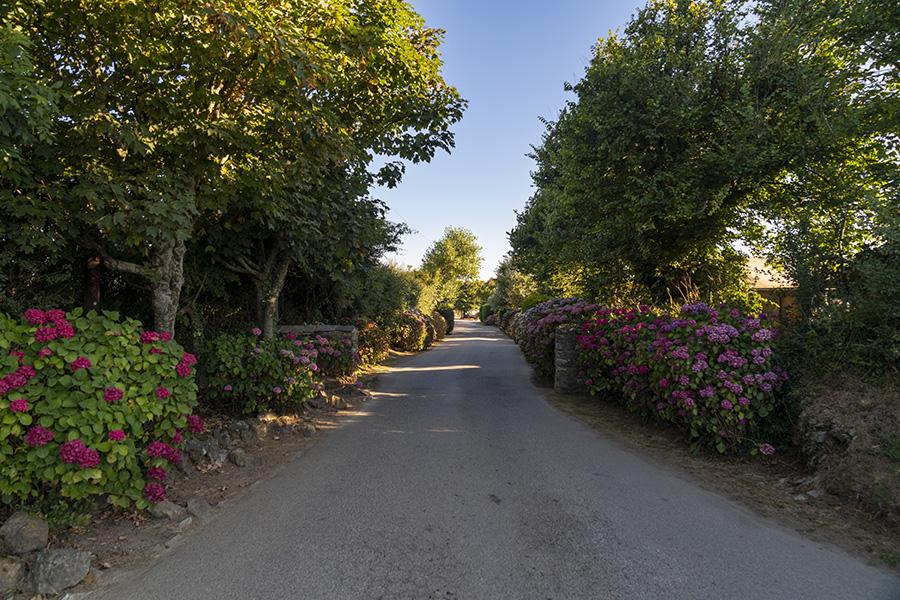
201,330 -> 318,415
357,321 -> 391,366
390,311 -> 429,352
479,304 -> 493,323
516,298 -> 598,379
437,308 -> 455,334
577,303 -> 787,453
430,311 -> 448,341
508,0 -> 896,323
296,332 -> 359,379
0,309 -> 198,509
487,256 -> 537,311
4,0 -> 464,336
419,228 -> 483,310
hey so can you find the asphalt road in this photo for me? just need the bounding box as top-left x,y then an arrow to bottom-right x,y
97,320 -> 900,600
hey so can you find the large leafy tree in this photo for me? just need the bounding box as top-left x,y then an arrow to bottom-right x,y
5,0 -> 464,336
419,227 -> 482,309
511,0 -> 893,307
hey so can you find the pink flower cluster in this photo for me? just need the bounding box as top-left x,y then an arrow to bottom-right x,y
146,466 -> 167,481
175,352 -> 197,378
59,439 -> 100,468
140,330 -> 173,344
155,386 -> 171,399
187,414 -> 204,434
108,429 -> 126,441
146,440 -> 180,463
143,481 -> 167,503
69,356 -> 91,372
27,309 -> 75,342
516,298 -> 600,378
25,425 -> 54,447
104,386 -> 124,403
8,397 -> 29,412
0,364 -> 37,395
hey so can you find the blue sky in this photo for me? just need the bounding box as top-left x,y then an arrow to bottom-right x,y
376,0 -> 645,278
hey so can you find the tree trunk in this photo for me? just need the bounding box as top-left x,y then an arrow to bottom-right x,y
150,238 -> 187,335
261,256 -> 291,339
83,256 -> 102,312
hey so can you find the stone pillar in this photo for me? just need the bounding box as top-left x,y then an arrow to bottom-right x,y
554,324 -> 582,393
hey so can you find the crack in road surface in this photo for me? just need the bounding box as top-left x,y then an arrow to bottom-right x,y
96,321 -> 900,600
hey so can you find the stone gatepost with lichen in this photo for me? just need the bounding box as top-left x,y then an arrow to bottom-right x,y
554,324 -> 582,393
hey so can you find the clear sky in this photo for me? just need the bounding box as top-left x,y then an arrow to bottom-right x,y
376,0 -> 645,279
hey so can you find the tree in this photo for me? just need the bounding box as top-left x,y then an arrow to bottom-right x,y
6,0 -> 464,336
487,256 -> 537,310
510,0 -> 891,307
419,227 -> 482,309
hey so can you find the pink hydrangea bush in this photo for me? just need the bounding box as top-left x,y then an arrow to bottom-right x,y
517,298 -> 600,378
356,320 -> 391,366
0,309 -> 199,509
390,310 -> 429,352
576,303 -> 786,453
296,333 -> 359,378
202,332 -> 318,414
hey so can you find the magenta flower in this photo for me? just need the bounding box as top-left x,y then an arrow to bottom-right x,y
69,356 -> 91,372
720,399 -> 733,411
104,386 -> 124,403
25,425 -> 54,447
143,482 -> 167,503
38,347 -> 53,358
223,384 -> 233,392
146,466 -> 167,481
24,308 -> 46,324
9,351 -> 24,364
8,398 -> 29,412
187,414 -> 204,434
59,439 -> 100,468
159,332 -> 172,342
155,386 -> 171,399
149,347 -> 164,355
272,386 -> 282,395
140,331 -> 160,344
146,441 -> 180,463
181,352 -> 197,366
176,362 -> 191,377
759,443 -> 776,456
108,429 -> 126,441
251,327 -> 262,336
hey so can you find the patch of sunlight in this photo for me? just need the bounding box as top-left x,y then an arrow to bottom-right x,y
369,391 -> 408,398
334,410 -> 376,417
387,365 -> 481,373
426,428 -> 462,433
440,337 -> 501,342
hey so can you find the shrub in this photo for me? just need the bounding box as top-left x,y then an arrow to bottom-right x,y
0,308 -> 198,509
479,304 -> 492,323
577,303 -> 787,453
484,313 -> 498,326
357,321 -> 390,365
431,311 -> 448,340
518,298 -> 599,378
499,309 -> 519,335
391,310 -> 428,352
437,308 -> 455,334
298,332 -> 359,378
421,312 -> 436,348
202,330 -> 318,415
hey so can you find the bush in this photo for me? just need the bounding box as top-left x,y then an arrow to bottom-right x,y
518,298 -> 598,378
437,308 -> 455,334
484,313 -> 498,326
421,312 -> 436,348
357,321 -> 390,365
296,332 -> 359,378
202,330 -> 318,415
391,310 -> 428,352
431,311 -> 448,340
479,303 -> 492,323
499,309 -> 519,335
0,308 -> 198,509
577,303 -> 787,453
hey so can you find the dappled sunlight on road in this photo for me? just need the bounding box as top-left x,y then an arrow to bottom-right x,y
386,365 -> 480,373
439,337 -> 501,342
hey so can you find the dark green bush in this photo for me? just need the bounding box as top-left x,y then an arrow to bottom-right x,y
390,311 -> 428,352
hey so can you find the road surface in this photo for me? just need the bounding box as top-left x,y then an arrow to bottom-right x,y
97,320 -> 900,599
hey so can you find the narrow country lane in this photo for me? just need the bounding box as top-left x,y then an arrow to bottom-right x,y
97,321 -> 900,600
